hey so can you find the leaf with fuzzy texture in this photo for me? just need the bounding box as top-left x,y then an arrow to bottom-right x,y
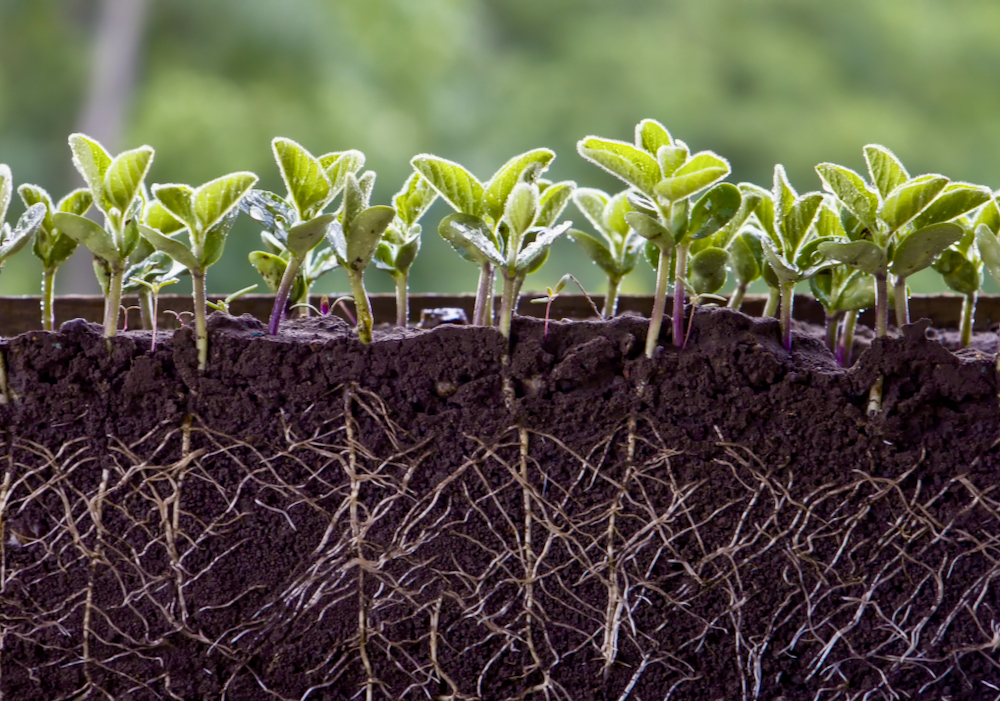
782,193 -> 824,253
286,213 -> 336,258
248,250 -> 287,293
536,181 -> 574,228
816,163 -> 879,233
625,211 -> 673,248
53,212 -> 120,263
974,198 -> 1000,234
975,224 -> 1000,286
911,183 -> 991,229
17,184 -> 55,234
272,137 -> 332,220
201,208 -> 239,268
717,185 -> 762,248
483,149 -> 554,222
504,182 -> 538,237
761,237 -> 799,284
517,221 -> 571,272
0,203 -> 46,260
240,189 -> 295,238
817,239 -> 886,274
656,152 -> 731,203
68,133 -> 112,204
152,184 -> 196,233
136,223 -> 198,270
438,213 -> 503,266
864,145 -> 909,200
193,171 -> 258,235
569,229 -> 616,276
635,119 -> 672,156
656,144 -> 689,178
102,146 -> 154,213
346,206 -> 395,272
145,200 -> 186,235
572,188 -> 609,233
393,172 -> 438,227
577,137 -> 660,196
0,164 -> 11,226
320,150 -> 366,198
879,174 -> 949,232
889,223 -> 963,277
687,183 -> 741,242
411,155 -> 484,217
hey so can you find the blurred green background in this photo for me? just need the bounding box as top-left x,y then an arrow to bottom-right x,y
2,0 -> 999,298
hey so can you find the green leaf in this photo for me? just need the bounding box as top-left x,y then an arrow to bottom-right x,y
889,223 -> 963,278
18,184 -> 55,233
781,193 -> 824,252
0,164 -> 11,225
577,136 -> 660,195
152,184 -> 196,232
625,191 -> 659,217
346,205 -> 395,272
320,150 -> 366,198
483,148 -> 554,222
689,246 -> 729,294
572,188 -> 609,233
975,223 -> 1000,286
102,146 -> 154,213
656,144 -> 689,178
625,211 -> 673,248
286,213 -> 337,258
68,133 -> 112,201
239,189 -> 295,237
193,171 -> 258,234
934,247 -> 980,295
635,118 -> 672,156
603,191 -> 633,241
136,223 -> 199,270
814,201 -> 847,240
201,208 -> 239,268
536,180 -> 574,228
517,221 -> 570,272
249,250 -> 288,293
730,229 -> 764,285
0,203 -> 45,260
911,183 -> 991,229
717,185 -> 762,248
438,212 -> 504,266
815,163 -> 879,232
686,183 -> 741,242
58,188 -> 93,217
879,174 -> 949,232
569,229 -> 617,276
744,183 -> 775,237
864,144 -> 909,200
145,200 -> 186,235
394,238 -> 421,274
974,198 -> 1000,234
760,238 -> 799,284
655,152 -> 731,203
835,271 -> 876,312
504,182 -> 538,237
411,154 -> 484,216
52,212 -> 120,263
394,172 -> 438,227
816,239 -> 886,274
772,164 -> 797,227
272,137 -> 332,220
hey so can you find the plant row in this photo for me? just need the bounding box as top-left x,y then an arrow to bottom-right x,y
1,120 -> 1000,372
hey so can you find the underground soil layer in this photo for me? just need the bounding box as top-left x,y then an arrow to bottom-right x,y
1,308 -> 999,700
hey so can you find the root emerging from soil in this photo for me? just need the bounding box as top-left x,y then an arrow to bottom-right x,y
2,411 -> 1000,700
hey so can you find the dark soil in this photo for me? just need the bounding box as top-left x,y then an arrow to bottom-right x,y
2,307 -> 999,700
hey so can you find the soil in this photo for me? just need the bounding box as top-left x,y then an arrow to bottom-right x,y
1,306 -> 999,700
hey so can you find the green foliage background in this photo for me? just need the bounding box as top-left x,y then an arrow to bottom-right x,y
2,0 -> 999,297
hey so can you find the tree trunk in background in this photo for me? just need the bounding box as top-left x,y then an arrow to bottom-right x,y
62,0 -> 149,294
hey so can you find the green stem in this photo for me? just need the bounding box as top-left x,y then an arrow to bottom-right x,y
960,291 -> 976,348
498,271 -> 517,339
672,243 -> 689,348
763,286 -> 780,318
644,247 -> 672,358
825,311 -> 842,354
838,309 -> 858,367
780,282 -> 794,351
894,275 -> 908,328
874,270 -> 888,337
138,289 -> 154,331
103,266 -> 124,339
395,272 -> 409,327
41,267 -> 56,331
192,269 -> 208,371
727,282 -> 747,311
268,255 -> 303,335
347,270 -> 374,343
603,275 -> 622,319
474,263 -> 494,326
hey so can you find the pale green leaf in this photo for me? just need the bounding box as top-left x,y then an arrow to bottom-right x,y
346,205 -> 395,272
411,154 -> 484,216
571,188 -> 610,233
193,171 -> 258,234
145,200 -> 186,235
686,183 -> 741,242
286,213 -> 336,258
516,221 -> 570,272
201,208 -> 239,268
152,184 -> 196,232
393,172 -> 437,227
18,184 -> 55,233
864,144 -> 909,199
102,146 -> 154,213
504,182 -> 538,237
394,238 -> 420,274
889,223 -> 963,278
655,153 -> 730,202
911,183 -> 991,229
625,211 -> 673,248
974,198 -> 1000,234
816,239 -> 886,274
483,148 -> 554,222
53,212 -> 120,263
136,223 -> 199,270
816,163 -> 879,232
68,133 -> 112,201
635,118 -> 672,156
0,203 -> 45,260
781,193 -> 824,252
604,191 -> 633,241
975,223 -> 1000,286
272,137 -> 332,220
569,229 -> 617,276
536,180 -> 574,228
879,174 -> 949,232
438,212 -> 503,266
760,237 -> 799,284
772,164 -> 797,226
577,136 -> 660,195
320,149 -> 366,197
0,164 -> 10,225
656,144 -> 689,178
249,250 -> 287,293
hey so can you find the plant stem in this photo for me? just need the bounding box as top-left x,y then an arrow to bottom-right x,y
498,271 -> 517,339
672,243 -> 689,348
41,267 -> 56,331
0,351 -> 9,405
837,309 -> 858,367
602,275 -> 621,319
780,282 -> 795,351
473,263 -> 494,326
138,289 -> 154,331
894,275 -> 908,328
960,291 -> 976,348
874,270 -> 888,337
347,271 -> 374,343
103,266 -> 124,339
644,246 -> 672,358
825,311 -> 842,354
268,255 -> 303,335
727,282 -> 747,311
394,272 -> 409,327
192,269 -> 209,371
763,286 -> 780,317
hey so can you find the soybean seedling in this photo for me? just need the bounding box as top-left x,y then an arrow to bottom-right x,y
0,164 -> 47,403
136,172 -> 258,371
324,171 -> 396,343
242,138 -> 364,334
412,148 -> 571,326
530,273 -> 601,337
52,134 -> 154,338
128,274 -> 180,351
568,188 -> 642,318
578,119 -> 740,355
969,202 -> 1000,360
938,199 -> 1000,347
206,285 -> 257,315
17,183 -> 93,330
374,172 -> 438,326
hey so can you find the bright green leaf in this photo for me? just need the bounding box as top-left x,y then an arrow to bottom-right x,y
136,223 -> 199,270
577,136 -> 660,195
438,212 -> 503,266
145,200 -> 185,235
272,137 -> 332,220
201,209 -> 239,268
761,238 -> 799,284
394,172 -> 437,227
974,198 -> 1000,235
655,156 -> 730,203
346,205 -> 395,272
152,184 -> 196,232
321,150 -> 366,198
517,221 -> 570,272
817,239 -> 886,274
911,183 -> 991,229
52,212 -> 120,263
879,174 -> 949,232
635,118 -> 672,156
102,146 -> 154,213
536,180 -> 574,228
504,182 -> 538,237
68,133 -> 112,201
686,182 -> 741,242
286,213 -> 336,258
975,223 -> 1000,286
572,188 -> 609,233
730,229 -> 764,285
483,148 -> 554,222
0,164 -> 11,225
782,193 -> 824,252
569,229 -> 617,276
0,203 -> 46,260
411,154 -> 484,216
193,171 -> 258,234
815,163 -> 879,232
864,144 -> 909,199
625,211 -> 673,248
889,223 -> 963,277
249,250 -> 287,293
18,184 -> 55,233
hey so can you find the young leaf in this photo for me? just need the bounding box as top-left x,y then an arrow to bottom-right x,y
536,181 -> 575,228
635,118 -> 672,156
911,183 -> 991,229
68,133 -> 113,201
888,223 -> 963,278
394,172 -> 438,227
878,174 -> 949,232
249,250 -> 288,293
782,193 -> 824,251
568,229 -> 617,275
687,183 -> 741,241
411,155 -> 484,216
136,223 -> 199,270
272,137 -> 332,220
572,188 -> 610,232
145,200 -> 185,235
504,181 -> 538,237
0,164 -> 11,225
761,238 -> 799,284
52,212 -> 120,263
625,211 -> 674,247
655,153 -> 731,203
730,229 -> 764,285
345,206 -> 395,272
815,163 -> 879,232
656,144 -> 689,178
482,148 -> 554,222
577,136 -> 660,195
975,198 -> 1000,234
193,171 -> 258,234
240,189 -> 295,236
0,203 -> 46,260
975,223 -> 1000,285
817,239 -> 886,274
102,146 -> 154,213
152,184 -> 197,232
689,246 -> 729,294
201,208 -> 239,268
864,145 -> 909,199
286,213 -> 337,258
321,150 -> 366,196
516,221 -> 571,271
438,213 -> 504,266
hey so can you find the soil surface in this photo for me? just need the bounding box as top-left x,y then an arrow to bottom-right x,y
2,307 -> 999,700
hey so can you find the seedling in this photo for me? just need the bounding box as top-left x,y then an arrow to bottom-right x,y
412,149 -> 571,327
725,227 -> 766,311
206,284 -> 257,314
127,274 -> 179,351
137,171 -> 258,371
530,273 -> 600,336
938,199 -> 999,347
578,119 -> 741,355
971,204 -> 1000,375
17,183 -> 93,330
374,173 -> 438,326
568,188 -> 642,318
0,164 -> 47,403
242,138 -> 363,334
324,172 -> 396,343
291,294 -> 357,323
52,134 -> 154,339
